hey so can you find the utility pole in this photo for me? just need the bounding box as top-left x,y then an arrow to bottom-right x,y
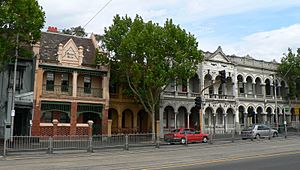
11,33 -> 19,139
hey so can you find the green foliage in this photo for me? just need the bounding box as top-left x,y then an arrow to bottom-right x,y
99,14 -> 203,119
0,0 -> 45,69
62,26 -> 87,37
278,48 -> 300,97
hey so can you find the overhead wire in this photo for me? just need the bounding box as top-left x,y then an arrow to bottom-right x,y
83,0 -> 113,28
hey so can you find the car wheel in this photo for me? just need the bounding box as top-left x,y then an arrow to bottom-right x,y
202,137 -> 208,143
242,138 -> 247,140
273,132 -> 278,137
181,138 -> 187,144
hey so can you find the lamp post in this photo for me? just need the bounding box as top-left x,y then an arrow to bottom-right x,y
272,74 -> 279,130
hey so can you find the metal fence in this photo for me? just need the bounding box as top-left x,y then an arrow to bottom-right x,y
3,133 -> 157,156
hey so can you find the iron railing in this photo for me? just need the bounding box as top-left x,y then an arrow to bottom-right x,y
42,84 -> 72,96
77,87 -> 102,98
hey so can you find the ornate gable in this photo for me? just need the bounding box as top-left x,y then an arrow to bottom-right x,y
207,46 -> 231,64
57,39 -> 84,66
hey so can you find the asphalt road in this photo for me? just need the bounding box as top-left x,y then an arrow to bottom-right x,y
0,136 -> 300,170
166,151 -> 300,170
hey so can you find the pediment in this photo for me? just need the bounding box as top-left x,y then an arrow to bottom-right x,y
207,46 -> 232,64
58,39 -> 84,66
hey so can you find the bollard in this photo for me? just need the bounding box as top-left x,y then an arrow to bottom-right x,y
87,136 -> 93,153
268,122 -> 271,140
124,134 -> 129,150
48,137 -> 53,154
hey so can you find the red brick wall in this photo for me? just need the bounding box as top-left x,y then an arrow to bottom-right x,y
102,108 -> 108,134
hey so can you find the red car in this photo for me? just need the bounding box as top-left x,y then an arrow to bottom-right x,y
164,128 -> 209,144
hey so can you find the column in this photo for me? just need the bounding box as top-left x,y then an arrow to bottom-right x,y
244,112 -> 248,127
235,109 -> 240,133
70,102 -> 77,135
72,71 -> 78,97
107,119 -> 112,136
252,83 -> 256,98
270,84 -> 274,97
118,113 -> 122,129
277,85 -> 281,99
243,82 -> 247,98
261,83 -> 266,98
262,112 -> 267,124
187,113 -> 190,128
175,112 -> 177,129
224,114 -> 227,133
52,119 -> 58,136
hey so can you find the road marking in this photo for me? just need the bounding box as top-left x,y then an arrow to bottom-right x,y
142,150 -> 300,170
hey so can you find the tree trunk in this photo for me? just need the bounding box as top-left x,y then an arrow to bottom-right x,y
152,112 -> 155,141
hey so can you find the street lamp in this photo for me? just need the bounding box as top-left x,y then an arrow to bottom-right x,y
271,74 -> 279,130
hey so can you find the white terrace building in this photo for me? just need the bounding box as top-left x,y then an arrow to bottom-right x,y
159,46 -> 299,136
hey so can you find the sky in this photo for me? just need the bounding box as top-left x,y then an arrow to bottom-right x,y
38,0 -> 300,62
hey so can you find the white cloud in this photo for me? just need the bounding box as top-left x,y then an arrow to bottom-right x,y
222,24 -> 300,62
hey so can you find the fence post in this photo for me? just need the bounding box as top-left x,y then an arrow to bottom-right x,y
155,134 -> 160,148
87,136 -> 93,153
185,133 -> 188,146
3,138 -> 7,157
268,121 -> 271,140
209,133 -> 213,144
124,134 -> 129,150
48,137 -> 53,154
231,129 -> 235,143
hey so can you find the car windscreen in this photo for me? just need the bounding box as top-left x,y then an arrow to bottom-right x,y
171,129 -> 180,133
244,125 -> 255,131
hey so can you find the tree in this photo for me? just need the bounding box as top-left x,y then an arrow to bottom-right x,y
62,26 -> 87,37
278,48 -> 300,98
98,15 -> 203,139
0,0 -> 45,69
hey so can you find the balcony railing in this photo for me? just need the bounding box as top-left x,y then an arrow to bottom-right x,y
42,84 -> 72,96
77,87 -> 102,98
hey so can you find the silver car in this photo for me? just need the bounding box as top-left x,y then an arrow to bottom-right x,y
241,124 -> 278,139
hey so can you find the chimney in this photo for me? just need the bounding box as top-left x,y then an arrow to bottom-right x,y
47,26 -> 58,32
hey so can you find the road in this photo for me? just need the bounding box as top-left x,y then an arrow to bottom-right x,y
0,136 -> 300,170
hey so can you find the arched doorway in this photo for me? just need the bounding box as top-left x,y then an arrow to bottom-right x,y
137,110 -> 148,133
266,107 -> 273,125
122,109 -> 133,130
226,108 -> 234,129
247,106 -> 255,125
190,107 -> 199,130
163,106 -> 175,131
256,107 -> 263,124
204,107 -> 214,133
177,107 -> 188,128
238,106 -> 245,127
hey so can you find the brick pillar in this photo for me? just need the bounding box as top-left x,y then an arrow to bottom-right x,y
70,102 -> 77,135
108,119 -> 112,136
102,108 -> 108,135
88,120 -> 94,137
52,119 -> 58,136
32,101 -> 41,136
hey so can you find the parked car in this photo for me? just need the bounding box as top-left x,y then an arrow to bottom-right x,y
164,128 -> 209,144
241,124 -> 278,140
